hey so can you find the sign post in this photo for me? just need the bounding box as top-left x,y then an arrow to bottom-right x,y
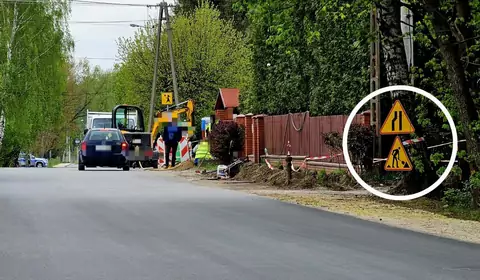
380,100 -> 415,172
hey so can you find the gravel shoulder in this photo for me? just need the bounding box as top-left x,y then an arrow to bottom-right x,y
157,168 -> 480,245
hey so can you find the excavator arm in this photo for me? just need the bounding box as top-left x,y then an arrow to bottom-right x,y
151,99 -> 195,147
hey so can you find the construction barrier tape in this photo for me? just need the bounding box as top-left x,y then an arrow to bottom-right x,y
264,148 -> 344,171
402,137 -> 424,146
373,137 -> 466,163
305,153 -> 343,161
291,153 -> 343,172
264,148 -> 275,170
265,137 -> 464,169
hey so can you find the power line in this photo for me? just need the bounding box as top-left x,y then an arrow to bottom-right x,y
75,57 -> 120,60
68,19 -> 153,26
0,0 -> 159,7
2,18 -> 155,26
0,0 -> 173,8
72,0 -> 157,7
68,19 -> 148,23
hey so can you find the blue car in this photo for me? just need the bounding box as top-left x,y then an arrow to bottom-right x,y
78,128 -> 130,171
17,153 -> 48,168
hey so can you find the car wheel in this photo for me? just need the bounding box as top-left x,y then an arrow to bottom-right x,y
78,163 -> 85,171
36,162 -> 44,168
123,165 -> 130,171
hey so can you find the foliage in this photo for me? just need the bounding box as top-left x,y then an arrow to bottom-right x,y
347,124 -> 374,171
209,120 -> 244,164
323,131 -> 342,154
315,168 -> 357,191
64,59 -> 118,137
442,184 -> 475,209
175,0 -> 248,31
115,2 -> 253,135
47,157 -> 61,168
0,1 -> 73,166
238,0 -> 370,116
323,124 -> 374,171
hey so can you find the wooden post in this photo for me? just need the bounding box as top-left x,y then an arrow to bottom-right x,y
370,6 -> 382,160
286,154 -> 292,185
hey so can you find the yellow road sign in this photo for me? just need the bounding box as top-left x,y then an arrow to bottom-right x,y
161,92 -> 173,105
380,100 -> 415,135
385,136 -> 413,172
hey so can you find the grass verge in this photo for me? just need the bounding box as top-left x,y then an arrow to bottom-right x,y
371,197 -> 480,222
196,159 -> 221,172
48,158 -> 61,168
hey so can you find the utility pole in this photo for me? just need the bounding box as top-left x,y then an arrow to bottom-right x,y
67,134 -> 71,163
400,3 -> 414,85
165,5 -> 180,106
370,7 -> 381,160
148,2 -> 164,132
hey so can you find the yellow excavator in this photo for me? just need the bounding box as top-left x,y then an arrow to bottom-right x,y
150,99 -> 195,148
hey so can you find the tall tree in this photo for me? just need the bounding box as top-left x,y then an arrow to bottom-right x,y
175,0 -> 248,31
240,0 -> 370,116
115,2 -> 252,134
0,1 -> 73,166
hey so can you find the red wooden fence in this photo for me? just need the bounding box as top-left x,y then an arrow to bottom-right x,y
235,111 -> 369,164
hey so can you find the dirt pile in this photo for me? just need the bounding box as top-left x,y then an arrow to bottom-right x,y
171,161 -> 195,171
317,170 -> 358,191
234,162 -> 358,190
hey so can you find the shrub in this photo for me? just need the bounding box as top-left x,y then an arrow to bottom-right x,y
209,121 -> 245,164
442,172 -> 480,209
323,124 -> 374,172
442,187 -> 473,209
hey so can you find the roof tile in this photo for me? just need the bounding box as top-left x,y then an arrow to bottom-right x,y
219,88 -> 240,108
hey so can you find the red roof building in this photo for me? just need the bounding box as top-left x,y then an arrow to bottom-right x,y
215,88 -> 240,121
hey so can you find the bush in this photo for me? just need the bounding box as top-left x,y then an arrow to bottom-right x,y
323,124 -> 374,171
442,172 -> 480,209
442,187 -> 473,209
209,121 -> 245,164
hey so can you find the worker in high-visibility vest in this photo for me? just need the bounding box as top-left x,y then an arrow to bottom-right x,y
205,122 -> 211,139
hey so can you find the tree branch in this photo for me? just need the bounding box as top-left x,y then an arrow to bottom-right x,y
69,99 -> 92,123
401,20 -> 415,28
454,35 -> 480,45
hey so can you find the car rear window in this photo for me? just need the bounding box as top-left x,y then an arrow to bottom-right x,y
88,130 -> 122,141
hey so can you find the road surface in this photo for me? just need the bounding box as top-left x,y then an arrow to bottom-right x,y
0,167 -> 479,280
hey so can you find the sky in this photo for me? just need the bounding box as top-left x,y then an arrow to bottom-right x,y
69,0 -> 175,70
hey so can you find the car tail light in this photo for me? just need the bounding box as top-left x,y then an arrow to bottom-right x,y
121,142 -> 128,151
81,141 -> 87,152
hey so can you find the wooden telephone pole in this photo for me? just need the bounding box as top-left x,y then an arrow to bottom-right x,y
370,7 -> 382,159
148,2 -> 180,132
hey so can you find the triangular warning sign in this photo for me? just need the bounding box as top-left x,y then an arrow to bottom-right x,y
384,136 -> 413,172
380,100 -> 415,135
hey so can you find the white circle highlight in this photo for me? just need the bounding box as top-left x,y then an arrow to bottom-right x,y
342,85 -> 458,201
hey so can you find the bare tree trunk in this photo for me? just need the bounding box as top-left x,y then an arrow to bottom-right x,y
0,112 -> 4,146
376,0 -> 410,88
376,0 -> 437,194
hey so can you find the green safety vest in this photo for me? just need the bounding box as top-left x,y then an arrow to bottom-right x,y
195,141 -> 212,160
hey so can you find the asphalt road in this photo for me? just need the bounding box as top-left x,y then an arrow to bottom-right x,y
1,167 -> 479,280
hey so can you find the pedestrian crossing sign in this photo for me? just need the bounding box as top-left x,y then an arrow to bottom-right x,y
380,100 -> 415,135
162,92 -> 173,105
385,136 -> 413,172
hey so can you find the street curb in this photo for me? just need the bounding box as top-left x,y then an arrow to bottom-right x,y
53,163 -> 72,168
